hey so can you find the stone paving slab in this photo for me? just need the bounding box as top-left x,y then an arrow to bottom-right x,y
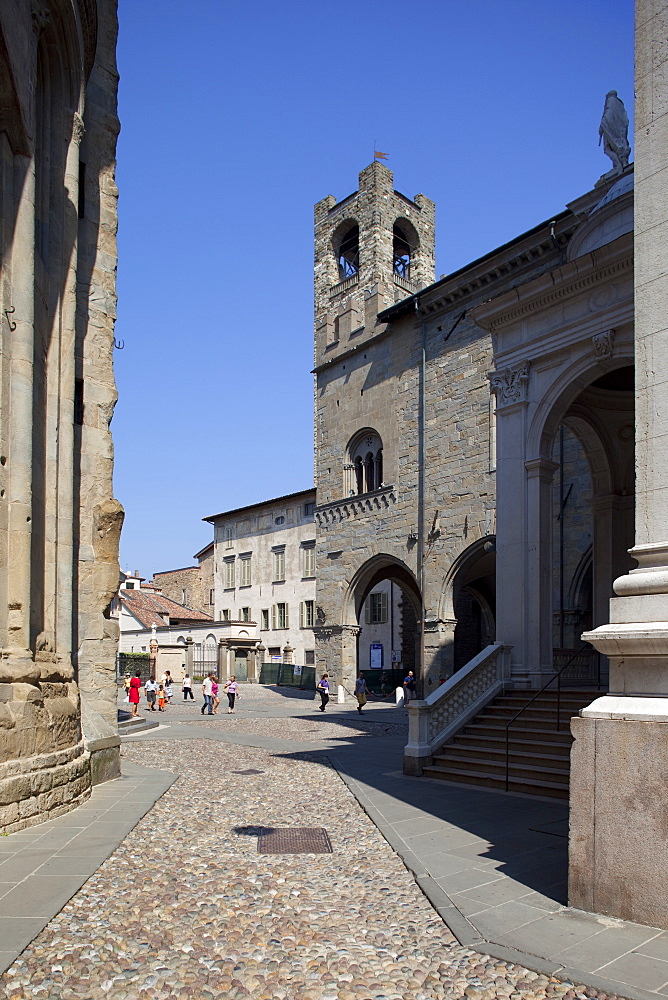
331,758 -> 668,1000
0,763 -> 176,975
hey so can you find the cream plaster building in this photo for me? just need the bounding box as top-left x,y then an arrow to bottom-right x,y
0,1 -> 122,832
205,489 -> 318,676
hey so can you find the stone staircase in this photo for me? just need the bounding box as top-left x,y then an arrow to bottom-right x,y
422,689 -> 600,798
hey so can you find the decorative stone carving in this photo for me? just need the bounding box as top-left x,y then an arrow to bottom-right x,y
31,0 -> 51,35
316,486 -> 396,526
599,91 -> 631,174
488,361 -> 530,407
71,113 -> 86,146
592,328 -> 615,359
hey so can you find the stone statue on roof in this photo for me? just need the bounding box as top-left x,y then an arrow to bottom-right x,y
599,91 -> 631,173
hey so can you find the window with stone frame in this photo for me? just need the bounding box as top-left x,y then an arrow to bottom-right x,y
365,591 -> 388,624
345,429 -> 383,496
224,558 -> 235,589
272,547 -> 285,583
239,554 -> 252,587
224,525 -> 235,549
301,543 -> 316,578
300,600 -> 315,628
272,603 -> 289,629
261,609 -> 270,630
305,649 -> 315,665
239,607 -> 251,622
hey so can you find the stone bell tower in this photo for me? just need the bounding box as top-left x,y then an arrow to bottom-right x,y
314,161 -> 435,366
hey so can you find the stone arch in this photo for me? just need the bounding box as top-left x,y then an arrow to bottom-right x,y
393,217 -> 420,279
343,553 -> 421,625
439,536 -> 496,674
528,354 -> 633,461
331,218 -> 360,280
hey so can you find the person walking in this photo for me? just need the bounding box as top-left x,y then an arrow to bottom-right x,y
182,673 -> 194,700
316,673 -> 330,712
211,677 -> 220,715
164,671 -> 173,703
403,670 -> 416,704
157,683 -> 166,712
224,675 -> 238,713
145,676 -> 157,712
128,673 -> 141,718
354,672 -> 371,714
201,673 -> 214,715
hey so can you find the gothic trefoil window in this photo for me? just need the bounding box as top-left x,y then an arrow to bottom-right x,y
346,430 -> 384,496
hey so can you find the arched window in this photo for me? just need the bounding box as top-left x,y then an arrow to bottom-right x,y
393,220 -> 419,280
365,452 -> 375,492
346,430 -> 384,496
335,223 -> 359,280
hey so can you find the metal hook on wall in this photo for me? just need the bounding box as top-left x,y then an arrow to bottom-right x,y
4,307 -> 16,332
113,338 -> 125,350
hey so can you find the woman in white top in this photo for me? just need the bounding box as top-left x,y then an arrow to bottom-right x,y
224,675 -> 238,713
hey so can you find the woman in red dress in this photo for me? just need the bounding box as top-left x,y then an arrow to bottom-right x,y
129,673 -> 141,717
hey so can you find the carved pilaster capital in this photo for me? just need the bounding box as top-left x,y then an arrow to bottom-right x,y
31,0 -> 51,35
592,328 -> 615,359
488,361 -> 530,407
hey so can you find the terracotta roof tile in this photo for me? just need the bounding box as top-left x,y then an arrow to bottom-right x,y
121,589 -> 213,630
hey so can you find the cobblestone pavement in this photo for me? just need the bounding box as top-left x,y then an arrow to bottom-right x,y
0,736 -> 625,1000
180,716 -> 409,741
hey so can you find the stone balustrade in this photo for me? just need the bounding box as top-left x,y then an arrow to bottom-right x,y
315,487 -> 396,526
403,642 -> 512,775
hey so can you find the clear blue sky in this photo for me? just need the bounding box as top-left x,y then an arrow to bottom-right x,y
114,0 -> 634,578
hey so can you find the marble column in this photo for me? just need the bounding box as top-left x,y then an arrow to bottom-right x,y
490,368 -> 531,685
569,0 -> 668,928
525,458 -> 558,685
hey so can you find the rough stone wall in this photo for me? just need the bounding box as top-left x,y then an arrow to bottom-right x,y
198,546 -> 215,616
313,165 -> 570,695
0,0 -> 122,832
75,0 -> 123,765
152,567 -> 204,612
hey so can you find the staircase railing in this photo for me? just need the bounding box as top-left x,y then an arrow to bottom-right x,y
404,643 -> 512,774
503,643 -> 597,791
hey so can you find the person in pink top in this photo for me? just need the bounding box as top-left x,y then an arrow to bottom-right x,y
224,676 -> 238,713
211,678 -> 220,715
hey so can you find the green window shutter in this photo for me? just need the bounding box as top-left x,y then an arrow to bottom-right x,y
272,605 -> 276,630
365,600 -> 371,624
285,604 -> 290,629
381,592 -> 388,623
299,602 -> 304,628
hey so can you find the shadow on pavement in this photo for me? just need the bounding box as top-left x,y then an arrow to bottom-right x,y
269,737 -> 568,904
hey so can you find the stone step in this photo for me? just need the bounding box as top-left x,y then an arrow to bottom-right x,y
463,722 -> 573,743
118,713 -> 160,735
421,764 -> 569,799
454,731 -> 572,754
440,741 -> 570,766
476,705 -> 583,723
432,750 -> 570,781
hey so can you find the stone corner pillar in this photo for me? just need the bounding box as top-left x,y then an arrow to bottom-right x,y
569,3 -> 668,930
185,637 -> 194,676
